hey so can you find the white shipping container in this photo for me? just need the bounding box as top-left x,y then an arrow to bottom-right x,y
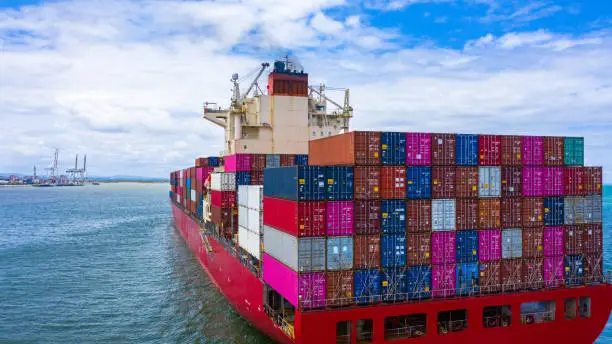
479,166 -> 501,198
502,228 -> 523,259
176,194 -> 180,203
191,190 -> 196,202
238,185 -> 249,207
239,226 -> 261,260
239,206 -> 248,228
247,208 -> 263,234
432,199 -> 456,231
238,185 -> 263,210
211,173 -> 236,191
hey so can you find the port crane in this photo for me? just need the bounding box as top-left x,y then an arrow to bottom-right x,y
66,154 -> 87,185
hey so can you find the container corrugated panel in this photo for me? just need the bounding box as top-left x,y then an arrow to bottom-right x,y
478,166 -> 501,198
381,234 -> 406,268
238,226 -> 261,259
456,262 -> 479,296
522,258 -> 544,290
224,154 -> 251,172
381,268 -> 408,302
432,231 -> 456,264
381,132 -> 407,165
266,154 -> 280,168
406,200 -> 432,232
479,261 -> 501,293
543,137 -> 564,166
406,166 -> 432,199
456,199 -> 478,230
432,167 -> 456,199
325,271 -> 354,307
456,230 -> 478,263
583,254 -> 603,284
583,224 -> 603,255
354,269 -> 382,304
326,166 -> 355,200
564,226 -> 585,255
456,167 -> 478,198
522,136 -> 544,166
406,232 -> 431,266
298,272 -> 326,309
501,166 -> 522,198
353,166 -> 380,200
544,256 -> 564,288
501,259 -> 522,291
564,137 -> 584,166
543,226 -> 564,257
501,198 -> 522,228
501,135 -> 522,166
479,135 -> 501,165
250,154 -> 266,171
564,196 -> 586,225
543,167 -> 564,196
354,235 -> 381,269
354,200 -> 381,234
432,264 -> 456,297
263,226 -> 325,272
264,166 -> 325,201
326,237 -> 353,270
586,195 -> 602,223
211,190 -> 237,208
294,154 -> 309,166
238,206 -> 248,228
522,167 -> 544,197
236,172 -> 252,186
432,199 -> 456,231
406,266 -> 432,299
564,167 -> 584,196
280,154 -> 295,167
262,253 -> 299,308
544,197 -> 564,226
326,201 -> 354,236
381,200 -> 406,234
250,171 -> 264,185
456,134 -> 478,166
522,227 -> 544,258
584,167 -> 603,195
308,131 -> 381,165
522,197 -> 544,227
478,230 -> 501,261
502,228 -> 522,259
405,133 -> 431,166
380,166 -> 406,199
479,199 -> 501,229
263,198 -> 326,237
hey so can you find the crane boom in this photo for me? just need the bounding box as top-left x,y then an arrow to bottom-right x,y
241,62 -> 270,102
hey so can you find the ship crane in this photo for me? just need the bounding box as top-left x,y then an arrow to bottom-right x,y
308,84 -> 353,132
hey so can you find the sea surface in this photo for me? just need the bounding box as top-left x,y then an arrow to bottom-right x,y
0,183 -> 610,343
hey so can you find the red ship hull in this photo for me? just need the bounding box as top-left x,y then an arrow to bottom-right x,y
171,202 -> 612,344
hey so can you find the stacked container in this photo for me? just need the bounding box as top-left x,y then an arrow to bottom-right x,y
238,185 -> 264,260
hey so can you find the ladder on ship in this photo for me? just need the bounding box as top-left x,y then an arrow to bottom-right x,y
200,230 -> 213,253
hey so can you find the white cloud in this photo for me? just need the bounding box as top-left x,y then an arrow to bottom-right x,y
311,12 -> 344,34
465,31 -> 604,51
480,1 -> 563,23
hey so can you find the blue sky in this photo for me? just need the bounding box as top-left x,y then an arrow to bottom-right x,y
0,0 -> 611,178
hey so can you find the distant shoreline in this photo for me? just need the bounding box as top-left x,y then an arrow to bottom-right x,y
0,181 -> 167,187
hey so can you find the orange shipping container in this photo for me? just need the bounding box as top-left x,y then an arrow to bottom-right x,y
479,199 -> 501,229
406,200 -> 432,232
522,227 -> 544,258
309,131 -> 381,165
543,137 -> 564,166
380,166 -> 407,199
479,261 -> 501,293
564,226 -> 585,255
406,232 -> 431,266
501,259 -> 522,292
326,271 -> 354,307
354,166 -> 381,200
354,235 -> 381,269
522,197 -> 544,227
431,133 -> 456,166
456,167 -> 478,198
501,135 -> 522,166
456,199 -> 478,230
432,167 -> 456,198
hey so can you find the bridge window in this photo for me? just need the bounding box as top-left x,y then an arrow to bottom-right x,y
438,310 -> 468,334
384,314 -> 426,341
564,299 -> 577,320
521,301 -> 556,324
356,319 -> 373,343
483,305 -> 511,328
579,297 -> 591,318
336,321 -> 352,344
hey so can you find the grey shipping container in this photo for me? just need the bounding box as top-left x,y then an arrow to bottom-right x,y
263,225 -> 325,272
327,237 -> 354,271
564,197 -> 589,225
432,199 -> 456,231
298,237 -> 326,272
266,154 -> 281,168
478,166 -> 501,198
586,195 -> 602,223
502,228 -> 523,259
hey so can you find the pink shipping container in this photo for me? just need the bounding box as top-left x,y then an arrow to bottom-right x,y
224,154 -> 251,172
432,264 -> 456,298
543,167 -> 564,196
405,133 -> 432,166
479,230 -> 502,261
298,271 -> 327,309
523,167 -> 544,196
544,256 -> 564,288
431,231 -> 456,264
522,136 -> 544,166
543,226 -> 564,257
326,201 -> 354,236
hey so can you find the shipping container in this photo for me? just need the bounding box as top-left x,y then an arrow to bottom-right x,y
406,232 -> 431,266
195,156 -> 220,168
432,231 -> 456,264
263,226 -> 326,272
353,166 -> 380,200
354,269 -> 382,304
354,235 -> 381,269
564,167 -> 584,196
263,198 -> 325,237
308,131 -> 381,165
381,132 -> 407,165
479,261 -> 501,293
298,271 -> 327,309
250,171 -> 264,185
381,234 -> 406,268
543,137 -> 564,166
564,226 -> 585,255
501,198 -> 522,229
456,134 -> 478,166
584,254 -> 603,284
406,166 -> 432,199
432,167 -> 456,199
211,190 -> 237,208
238,226 -> 262,259
479,135 -> 501,166
381,200 -> 406,234
544,226 -> 564,257
502,228 -> 522,259
456,262 -> 479,296
455,199 -> 478,230
327,237 -> 354,271
326,166 -> 355,200
501,166 -> 522,198
432,199 -> 456,231
478,230 -> 501,261
236,171 -> 252,186
501,259 -> 522,292
522,197 -> 544,227
565,255 -> 585,286
522,227 -> 544,258
431,133 -> 456,166
432,264 -> 456,297
264,166 -> 326,201
523,167 -> 544,197
406,200 -> 432,232
266,154 -> 281,168
211,172 -> 236,191
584,167 -> 603,195
325,271 -> 354,307
479,166 -> 501,198
381,268 -> 408,302
501,135 -> 523,166
280,154 -> 295,167
564,137 -> 584,166
564,196 -> 587,225
456,167 -> 479,198
583,224 -> 603,255
522,258 -> 544,290
326,201 -> 354,236
406,266 -> 432,299
354,200 -> 381,235
380,166 -> 406,199
224,154 -> 252,172
522,136 -> 544,166
250,154 -> 266,171
456,230 -> 478,263
543,167 -> 564,196
405,133 -> 431,166
586,195 -> 602,223
479,199 -> 501,229
294,154 -> 309,166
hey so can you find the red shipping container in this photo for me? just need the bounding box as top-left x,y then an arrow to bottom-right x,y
564,166 -> 584,196
501,135 -> 522,166
584,254 -> 603,284
431,133 -> 456,166
501,198 -> 522,229
522,258 -> 544,290
456,199 -> 478,230
211,190 -> 236,208
432,167 -> 456,198
251,171 -> 264,185
583,167 -> 603,195
501,259 -> 522,292
354,200 -> 381,235
479,135 -> 501,165
406,200 -> 432,232
326,271 -> 354,307
309,131 -> 381,165
522,227 -> 544,258
380,166 -> 406,199
501,167 -> 522,197
407,232 -> 431,266
583,224 -> 603,255
479,261 -> 501,293
354,166 -> 381,200
280,154 -> 295,167
263,198 -> 326,237
250,154 -> 266,171
354,235 -> 381,269
479,199 -> 501,229
564,226 -> 585,255
456,167 -> 478,198
522,197 -> 544,227
543,137 -> 564,166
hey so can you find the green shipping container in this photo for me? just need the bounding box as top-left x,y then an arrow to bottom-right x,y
564,137 -> 584,166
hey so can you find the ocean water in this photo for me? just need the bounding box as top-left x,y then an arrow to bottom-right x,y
0,183 -> 610,343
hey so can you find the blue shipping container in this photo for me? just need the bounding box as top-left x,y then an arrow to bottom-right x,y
354,269 -> 382,304
186,178 -> 191,190
381,234 -> 406,267
456,262 -> 479,296
169,191 -> 174,200
544,197 -> 564,226
326,237 -> 354,270
456,230 -> 479,263
381,132 -> 406,166
263,166 -> 326,201
382,268 -> 408,302
406,167 -> 432,199
381,200 -> 406,234
406,266 -> 432,300
207,157 -> 220,167
325,166 -> 354,200
564,255 -> 584,286
236,172 -> 252,186
266,154 -> 280,168
294,154 -> 309,166
456,134 -> 478,166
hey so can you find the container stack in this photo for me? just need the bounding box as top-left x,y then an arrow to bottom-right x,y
238,185 -> 264,261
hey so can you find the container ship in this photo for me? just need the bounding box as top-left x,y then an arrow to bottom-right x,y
169,57 -> 611,343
